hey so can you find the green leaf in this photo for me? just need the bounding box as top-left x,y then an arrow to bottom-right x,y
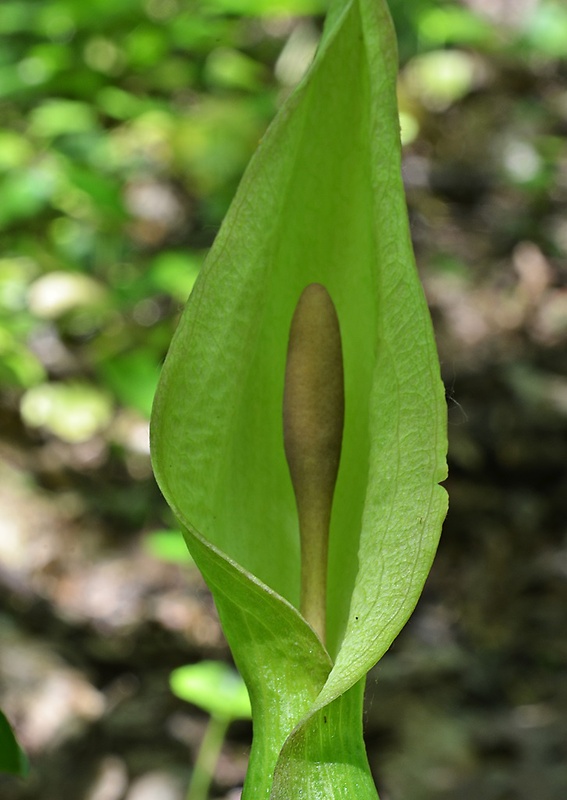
0,166 -> 56,228
144,529 -> 195,564
417,6 -> 497,49
170,660 -> 251,720
0,2 -> 35,35
151,0 -> 448,796
202,0 -> 328,16
98,351 -> 160,418
150,250 -> 202,302
524,0 -> 567,59
0,329 -> 45,388
30,100 -> 98,138
0,130 -> 33,171
0,710 -> 28,777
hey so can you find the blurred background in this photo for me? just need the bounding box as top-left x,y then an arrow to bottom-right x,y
0,0 -> 566,798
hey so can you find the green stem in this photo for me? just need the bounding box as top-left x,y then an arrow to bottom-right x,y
186,714 -> 231,800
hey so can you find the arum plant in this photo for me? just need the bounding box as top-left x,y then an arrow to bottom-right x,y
150,0 -> 448,797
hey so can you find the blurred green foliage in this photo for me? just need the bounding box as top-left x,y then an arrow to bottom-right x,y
0,0 -> 292,443
1,0 -> 565,443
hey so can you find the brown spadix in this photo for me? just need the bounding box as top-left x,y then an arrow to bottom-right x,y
283,283 -> 344,645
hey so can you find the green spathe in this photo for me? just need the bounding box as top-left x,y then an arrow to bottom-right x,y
150,0 -> 448,796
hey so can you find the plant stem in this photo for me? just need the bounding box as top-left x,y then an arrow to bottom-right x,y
186,714 -> 230,800
283,283 -> 344,645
